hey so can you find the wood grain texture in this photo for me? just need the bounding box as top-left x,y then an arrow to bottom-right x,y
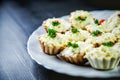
0,1 -> 120,80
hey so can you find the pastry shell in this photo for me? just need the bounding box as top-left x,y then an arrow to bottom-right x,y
87,56 -> 120,70
57,53 -> 87,64
39,40 -> 65,55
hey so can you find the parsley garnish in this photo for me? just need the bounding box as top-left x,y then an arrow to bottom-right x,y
94,19 -> 99,25
52,21 -> 60,26
102,42 -> 113,47
71,28 -> 79,33
67,42 -> 79,48
77,16 -> 87,21
94,19 -> 100,25
72,43 -> 79,48
67,42 -> 72,47
48,29 -> 56,38
91,30 -> 102,36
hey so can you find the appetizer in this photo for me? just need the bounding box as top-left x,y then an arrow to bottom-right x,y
42,18 -> 71,33
69,10 -> 94,29
85,45 -> 120,70
38,29 -> 68,55
65,28 -> 90,42
58,41 -> 93,64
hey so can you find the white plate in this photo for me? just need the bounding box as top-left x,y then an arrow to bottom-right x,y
27,10 -> 120,78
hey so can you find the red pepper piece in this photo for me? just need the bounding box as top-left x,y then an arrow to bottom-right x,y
80,16 -> 85,19
99,19 -> 105,24
118,14 -> 120,18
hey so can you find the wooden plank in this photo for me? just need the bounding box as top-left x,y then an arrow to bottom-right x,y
1,6 -> 36,80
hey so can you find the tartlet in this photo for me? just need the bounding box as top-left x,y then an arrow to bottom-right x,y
69,10 -> 94,29
42,18 -> 71,33
86,33 -> 118,47
58,41 -> 94,64
65,28 -> 90,42
86,22 -> 111,33
112,25 -> 120,39
84,45 -> 120,70
112,40 -> 120,51
107,11 -> 120,29
38,30 -> 68,55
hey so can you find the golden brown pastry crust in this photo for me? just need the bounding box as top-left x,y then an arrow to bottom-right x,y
39,40 -> 65,55
57,53 -> 87,64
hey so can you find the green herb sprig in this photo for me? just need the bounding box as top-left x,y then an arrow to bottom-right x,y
67,42 -> 79,48
94,19 -> 100,25
71,28 -> 79,33
48,29 -> 56,38
91,30 -> 102,36
52,21 -> 60,26
102,42 -> 113,47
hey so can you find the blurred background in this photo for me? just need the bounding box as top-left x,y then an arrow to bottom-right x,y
1,0 -> 120,26
1,0 -> 120,9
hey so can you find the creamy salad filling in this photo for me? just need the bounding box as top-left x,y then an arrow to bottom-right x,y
43,18 -> 71,32
85,45 -> 120,58
61,41 -> 93,57
39,33 -> 68,47
69,10 -> 94,29
65,28 -> 90,42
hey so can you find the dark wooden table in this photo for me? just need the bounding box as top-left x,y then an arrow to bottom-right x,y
1,1 -> 120,80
